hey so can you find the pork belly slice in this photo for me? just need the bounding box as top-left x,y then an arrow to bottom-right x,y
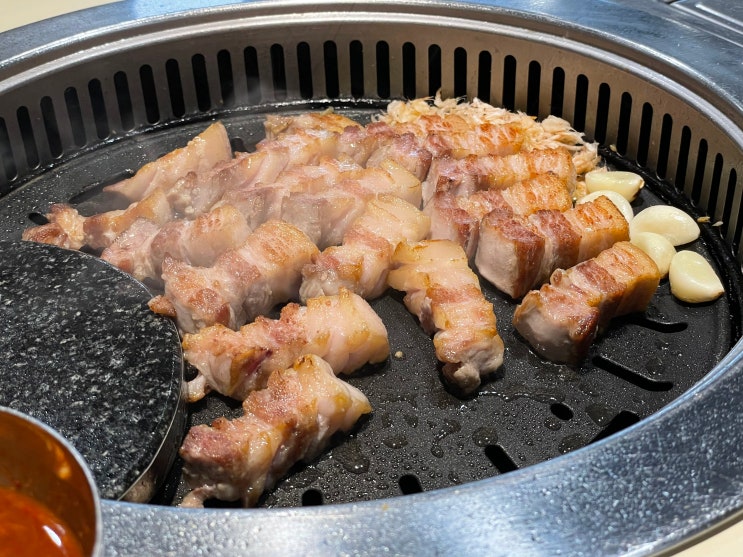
179,354 -> 372,508
426,173 -> 573,259
183,288 -> 389,402
421,147 -> 577,204
513,241 -> 661,364
475,195 -> 629,299
104,121 -> 233,202
151,220 -> 319,333
263,110 -> 362,139
387,240 -> 504,394
300,195 -> 431,301
101,204 -> 252,283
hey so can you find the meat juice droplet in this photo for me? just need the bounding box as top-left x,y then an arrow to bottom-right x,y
544,416 -> 562,431
585,402 -> 615,427
382,434 -> 408,449
332,439 -> 370,474
471,426 -> 499,446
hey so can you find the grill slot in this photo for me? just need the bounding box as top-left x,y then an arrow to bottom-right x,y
2,33 -> 741,258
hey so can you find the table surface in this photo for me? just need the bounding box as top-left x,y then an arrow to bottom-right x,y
1,1 -> 741,555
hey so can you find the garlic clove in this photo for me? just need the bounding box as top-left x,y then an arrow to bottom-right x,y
629,205 -> 700,246
576,190 -> 634,224
585,170 -> 644,201
668,250 -> 724,303
630,231 -> 675,277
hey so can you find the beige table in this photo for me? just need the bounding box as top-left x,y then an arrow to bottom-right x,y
1,2 -> 741,555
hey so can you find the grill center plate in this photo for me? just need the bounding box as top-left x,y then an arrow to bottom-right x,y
0,240 -> 184,501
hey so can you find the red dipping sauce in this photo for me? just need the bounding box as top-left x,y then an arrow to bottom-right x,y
0,486 -> 85,557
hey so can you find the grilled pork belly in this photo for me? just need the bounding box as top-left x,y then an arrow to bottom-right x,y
183,288 -> 389,402
513,241 -> 661,364
151,220 -> 319,333
300,195 -> 431,301
387,240 -> 504,394
102,121 -> 233,202
426,173 -> 573,259
179,354 -> 372,508
422,147 -> 577,204
475,195 -> 629,299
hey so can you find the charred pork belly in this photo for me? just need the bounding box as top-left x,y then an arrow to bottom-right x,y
103,121 -> 233,202
475,195 -> 630,299
150,220 -> 319,333
179,354 -> 372,508
387,240 -> 504,395
426,173 -> 573,259
300,195 -> 431,301
183,288 -> 389,402
513,241 -> 661,364
421,147 -> 577,204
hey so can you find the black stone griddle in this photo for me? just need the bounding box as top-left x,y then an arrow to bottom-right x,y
0,240 -> 184,501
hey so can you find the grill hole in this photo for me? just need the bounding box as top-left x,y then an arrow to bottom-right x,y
502,55 -> 516,111
192,54 -> 212,111
590,410 -> 641,443
375,41 -> 390,98
675,125 -> 692,191
428,44 -> 442,97
402,42 -> 416,99
550,66 -> 565,117
707,153 -> 724,219
485,445 -> 518,473
454,47 -> 467,98
398,474 -> 423,495
637,102 -> 653,167
573,74 -> 588,133
550,402 -> 573,421
64,87 -> 86,147
323,41 -> 340,98
593,354 -> 674,392
297,42 -> 314,99
114,71 -> 135,130
350,40 -> 364,98
40,96 -> 62,158
723,168 -> 737,242
270,44 -> 287,101
692,138 -> 709,205
593,83 -> 611,144
301,488 -> 324,506
218,49 -> 235,107
526,61 -> 541,117
88,79 -> 109,139
244,47 -> 261,105
657,113 -> 674,178
28,212 -> 48,225
140,64 -> 160,123
624,314 -> 687,334
17,106 -> 39,169
166,59 -> 186,118
616,92 -> 632,155
0,117 -> 16,183
477,50 -> 492,103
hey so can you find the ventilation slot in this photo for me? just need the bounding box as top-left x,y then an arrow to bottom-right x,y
502,55 -> 517,111
477,51 -> 492,103
88,79 -> 109,139
428,44 -> 442,97
636,102 -> 653,167
140,65 -> 160,124
573,74 -> 589,134
454,47 -> 467,99
593,355 -> 674,392
656,113 -> 674,178
375,41 -> 391,98
349,41 -> 364,98
40,97 -> 62,159
0,117 -> 16,188
270,45 -> 287,101
114,71 -> 135,131
217,50 -> 235,108
166,60 -> 186,118
526,61 -> 541,117
244,47 -> 261,105
550,67 -> 565,118
590,410 -> 641,443
192,54 -> 212,112
402,42 -> 416,99
17,106 -> 39,170
485,444 -> 518,473
297,42 -> 314,99
691,139 -> 709,205
593,83 -> 611,144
